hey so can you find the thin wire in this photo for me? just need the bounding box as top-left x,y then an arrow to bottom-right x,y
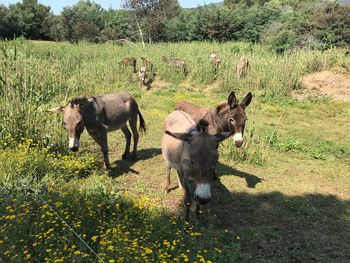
28,186 -> 106,263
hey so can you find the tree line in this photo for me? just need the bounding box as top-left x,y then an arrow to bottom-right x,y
0,0 -> 349,53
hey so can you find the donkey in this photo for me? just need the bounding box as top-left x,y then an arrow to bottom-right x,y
162,56 -> 188,76
48,92 -> 146,169
138,66 -> 148,86
175,91 -> 252,148
119,57 -> 137,73
162,111 -> 230,221
139,57 -> 155,88
210,53 -> 221,75
236,56 -> 249,79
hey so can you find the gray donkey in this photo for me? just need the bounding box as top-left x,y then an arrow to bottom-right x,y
162,111 -> 230,221
49,92 -> 146,169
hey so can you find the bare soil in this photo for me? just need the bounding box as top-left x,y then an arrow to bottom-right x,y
295,70 -> 350,101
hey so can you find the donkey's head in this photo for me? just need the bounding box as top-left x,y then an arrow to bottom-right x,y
141,57 -> 151,67
165,125 -> 230,205
223,91 -> 252,147
48,97 -> 87,152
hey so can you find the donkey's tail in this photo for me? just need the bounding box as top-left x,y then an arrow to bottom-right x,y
183,63 -> 189,77
138,108 -> 146,133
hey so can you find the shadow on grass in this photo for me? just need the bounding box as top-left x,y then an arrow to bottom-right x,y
108,148 -> 161,178
144,78 -> 154,90
197,180 -> 350,262
217,162 -> 263,188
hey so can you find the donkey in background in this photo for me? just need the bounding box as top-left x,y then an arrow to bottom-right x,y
162,56 -> 188,76
48,92 -> 146,169
210,53 -> 221,76
119,57 -> 137,73
236,56 -> 249,79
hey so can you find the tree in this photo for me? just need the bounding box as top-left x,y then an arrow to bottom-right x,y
1,0 -> 52,39
72,20 -> 100,42
165,9 -> 196,42
60,7 -> 77,42
60,0 -> 104,42
0,5 -> 9,39
123,0 -> 180,42
46,15 -> 64,41
312,2 -> 350,48
101,9 -> 136,41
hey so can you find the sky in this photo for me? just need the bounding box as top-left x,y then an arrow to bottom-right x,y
1,0 -> 223,14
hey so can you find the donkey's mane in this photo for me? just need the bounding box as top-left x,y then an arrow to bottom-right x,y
197,119 -> 210,133
215,101 -> 229,113
69,97 -> 88,106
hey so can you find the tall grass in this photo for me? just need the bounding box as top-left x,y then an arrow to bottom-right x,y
0,40 -> 347,145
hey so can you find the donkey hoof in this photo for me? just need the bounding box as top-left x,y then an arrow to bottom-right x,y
164,188 -> 170,194
130,154 -> 137,161
122,153 -> 129,160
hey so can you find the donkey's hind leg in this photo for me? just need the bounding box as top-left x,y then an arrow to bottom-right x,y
121,125 -> 131,159
128,116 -> 139,158
164,167 -> 171,194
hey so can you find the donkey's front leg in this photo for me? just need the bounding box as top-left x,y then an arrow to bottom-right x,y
89,130 -> 110,169
183,181 -> 192,222
195,203 -> 200,217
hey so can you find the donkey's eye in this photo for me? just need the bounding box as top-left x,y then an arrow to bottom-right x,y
230,119 -> 235,125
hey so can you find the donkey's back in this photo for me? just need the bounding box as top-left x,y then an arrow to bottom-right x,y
91,92 -> 140,131
162,110 -> 197,168
174,101 -> 209,121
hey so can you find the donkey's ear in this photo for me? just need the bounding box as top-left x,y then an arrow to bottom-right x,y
77,102 -> 85,112
215,131 -> 233,143
47,106 -> 64,113
228,91 -> 239,108
165,130 -> 193,142
240,92 -> 252,108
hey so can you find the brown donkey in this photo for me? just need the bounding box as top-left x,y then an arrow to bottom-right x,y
119,57 -> 137,73
236,56 -> 249,79
48,92 -> 146,169
175,91 -> 252,147
162,111 -> 231,221
210,53 -> 221,75
162,56 -> 188,76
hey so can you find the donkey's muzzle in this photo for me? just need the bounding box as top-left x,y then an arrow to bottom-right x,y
197,196 -> 211,205
233,132 -> 243,148
70,147 -> 79,152
235,140 -> 243,147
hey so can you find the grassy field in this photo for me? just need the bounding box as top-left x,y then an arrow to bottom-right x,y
0,40 -> 349,262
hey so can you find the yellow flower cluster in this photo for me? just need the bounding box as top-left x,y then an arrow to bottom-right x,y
0,138 -> 239,262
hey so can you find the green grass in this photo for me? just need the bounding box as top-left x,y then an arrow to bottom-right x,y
0,40 -> 349,262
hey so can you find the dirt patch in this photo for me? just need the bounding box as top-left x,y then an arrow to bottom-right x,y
294,70 -> 350,101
